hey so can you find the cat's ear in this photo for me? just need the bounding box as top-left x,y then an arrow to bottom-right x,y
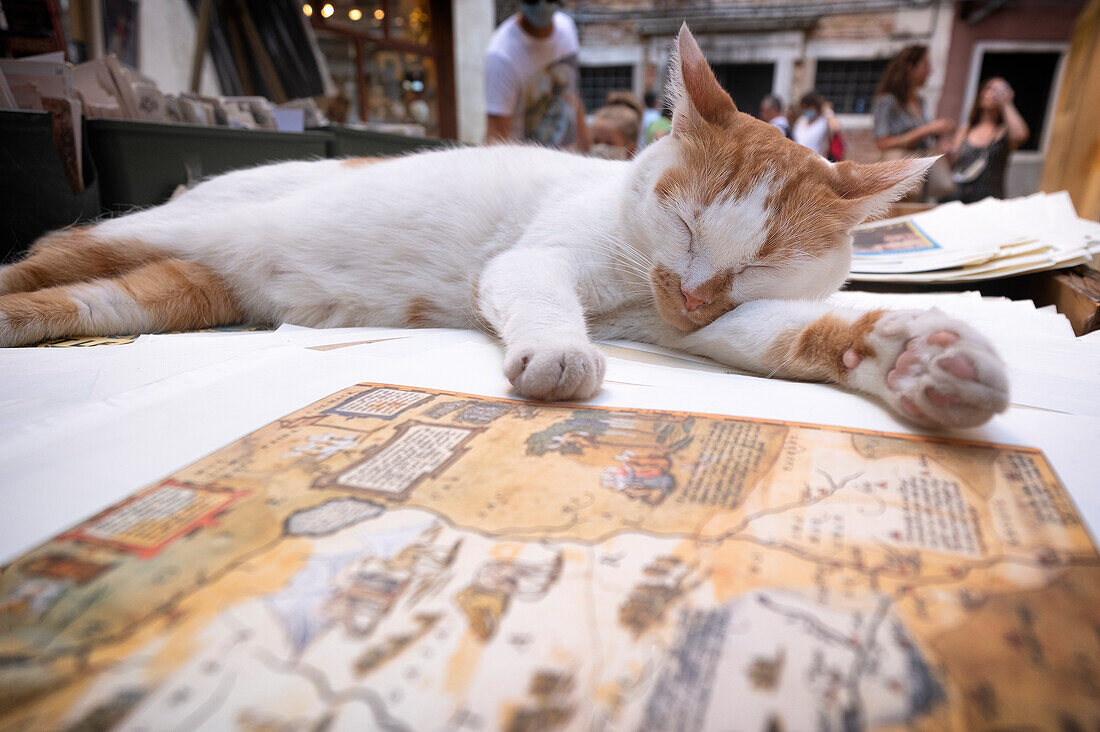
832,156 -> 938,222
669,23 -> 737,137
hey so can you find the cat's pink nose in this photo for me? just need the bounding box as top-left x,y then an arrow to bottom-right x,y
681,289 -> 709,312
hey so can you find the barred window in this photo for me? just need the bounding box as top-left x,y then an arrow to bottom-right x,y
579,65 -> 634,113
711,63 -> 775,116
814,59 -> 889,114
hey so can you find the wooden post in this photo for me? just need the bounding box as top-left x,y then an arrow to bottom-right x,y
190,0 -> 214,92
431,0 -> 457,140
354,38 -> 369,123
1040,0 -> 1100,220
237,3 -> 289,103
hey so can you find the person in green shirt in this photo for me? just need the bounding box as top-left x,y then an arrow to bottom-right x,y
644,95 -> 673,145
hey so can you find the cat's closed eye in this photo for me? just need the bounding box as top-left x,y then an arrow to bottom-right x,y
675,214 -> 695,247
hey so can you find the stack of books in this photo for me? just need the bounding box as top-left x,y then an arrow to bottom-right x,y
850,192 -> 1100,282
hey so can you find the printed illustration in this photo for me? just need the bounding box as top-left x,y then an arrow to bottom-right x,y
1,383 -> 1097,731
522,55 -> 580,148
852,219 -> 940,255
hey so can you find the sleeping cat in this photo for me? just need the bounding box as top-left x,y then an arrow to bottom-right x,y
0,26 -> 1007,429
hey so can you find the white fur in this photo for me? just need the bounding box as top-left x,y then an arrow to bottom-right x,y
68,281 -> 154,335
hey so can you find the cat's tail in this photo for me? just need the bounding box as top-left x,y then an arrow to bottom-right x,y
0,225 -> 166,294
0,226 -> 242,346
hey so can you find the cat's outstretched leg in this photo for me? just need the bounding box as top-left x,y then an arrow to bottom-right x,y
477,248 -> 605,401
677,300 -> 1008,429
0,227 -> 165,295
0,259 -> 241,347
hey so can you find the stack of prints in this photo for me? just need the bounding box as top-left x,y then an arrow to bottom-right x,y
850,191 -> 1100,283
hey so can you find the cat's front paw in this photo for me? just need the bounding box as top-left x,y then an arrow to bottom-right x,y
849,309 -> 1009,428
504,339 -> 606,402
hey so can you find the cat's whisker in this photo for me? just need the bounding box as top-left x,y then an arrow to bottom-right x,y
586,230 -> 655,272
584,252 -> 654,284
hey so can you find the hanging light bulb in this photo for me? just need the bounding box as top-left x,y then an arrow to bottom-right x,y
321,3 -> 335,18
302,3 -> 313,16
349,8 -> 362,20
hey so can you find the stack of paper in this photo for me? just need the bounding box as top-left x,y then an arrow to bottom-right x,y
1,53 -> 328,133
850,191 -> 1100,282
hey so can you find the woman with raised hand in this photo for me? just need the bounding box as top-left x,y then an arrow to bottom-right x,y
948,77 -> 1029,202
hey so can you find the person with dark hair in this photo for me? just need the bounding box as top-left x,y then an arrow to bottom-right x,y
872,45 -> 955,155
792,91 -> 840,157
872,45 -> 957,198
947,77 -> 1029,202
759,94 -> 790,137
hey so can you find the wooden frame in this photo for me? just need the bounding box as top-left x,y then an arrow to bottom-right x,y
308,0 -> 456,139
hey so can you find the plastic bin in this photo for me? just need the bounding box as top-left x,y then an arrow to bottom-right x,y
86,119 -> 332,211
323,125 -> 454,158
0,110 -> 101,262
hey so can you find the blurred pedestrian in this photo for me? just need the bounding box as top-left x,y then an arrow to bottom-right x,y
590,92 -> 644,160
638,90 -> 662,149
873,45 -> 956,198
484,0 -> 589,151
645,94 -> 674,145
948,77 -> 1029,202
792,91 -> 841,158
759,94 -> 790,138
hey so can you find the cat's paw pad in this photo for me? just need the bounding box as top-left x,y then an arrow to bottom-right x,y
504,340 -> 606,402
854,309 -> 1008,428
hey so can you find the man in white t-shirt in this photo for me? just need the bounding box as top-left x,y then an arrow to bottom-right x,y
484,1 -> 589,150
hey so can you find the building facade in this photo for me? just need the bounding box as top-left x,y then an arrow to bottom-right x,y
565,0 -> 1084,195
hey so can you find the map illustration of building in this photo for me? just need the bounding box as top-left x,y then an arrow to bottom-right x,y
1,383 -> 1097,730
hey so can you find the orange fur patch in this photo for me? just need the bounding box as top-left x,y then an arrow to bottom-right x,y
1,259 -> 242,346
116,259 -> 242,330
0,289 -> 80,333
768,310 -> 884,382
404,296 -> 437,328
677,28 -> 737,128
341,157 -> 386,168
2,228 -> 164,294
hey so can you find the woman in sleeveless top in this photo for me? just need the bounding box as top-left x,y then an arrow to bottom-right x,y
948,77 -> 1029,203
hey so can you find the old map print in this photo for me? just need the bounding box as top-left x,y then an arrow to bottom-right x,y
1,383 -> 1097,730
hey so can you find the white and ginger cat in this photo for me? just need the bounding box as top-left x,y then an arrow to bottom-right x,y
0,26 -> 1007,429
